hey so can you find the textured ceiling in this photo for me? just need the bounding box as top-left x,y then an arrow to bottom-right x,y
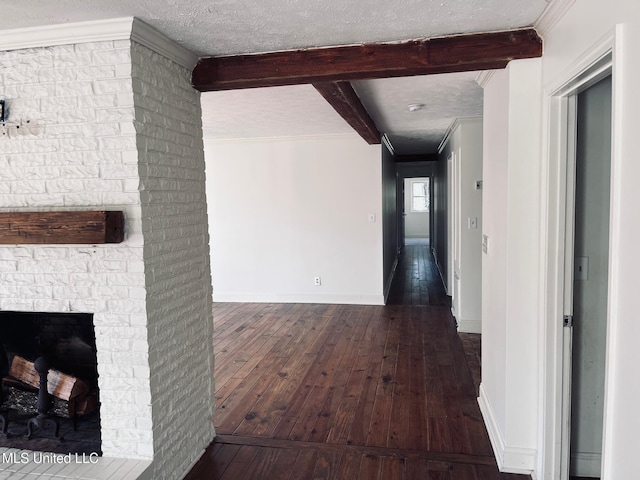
201,85 -> 354,140
201,74 -> 484,154
353,73 -> 484,154
2,0 -> 548,56
1,0 -> 550,155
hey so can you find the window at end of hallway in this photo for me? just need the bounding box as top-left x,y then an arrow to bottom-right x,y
411,179 -> 430,212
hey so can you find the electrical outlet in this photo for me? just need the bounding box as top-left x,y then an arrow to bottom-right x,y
314,276 -> 322,286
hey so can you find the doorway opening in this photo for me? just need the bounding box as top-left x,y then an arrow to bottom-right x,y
566,74 -> 612,480
543,43 -> 615,480
403,177 -> 430,247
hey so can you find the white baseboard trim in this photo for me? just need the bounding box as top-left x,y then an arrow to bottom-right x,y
383,256 -> 399,304
478,384 -> 506,467
502,446 -> 537,475
212,292 -> 386,306
456,318 -> 482,334
432,247 -> 449,294
478,384 -> 537,475
571,452 -> 601,477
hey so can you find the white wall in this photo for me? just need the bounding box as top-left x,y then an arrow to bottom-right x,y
479,68 -> 509,453
479,58 -> 542,475
205,134 -> 384,305
438,119 -> 483,333
131,42 -> 215,480
481,1 -> 640,478
403,177 -> 430,238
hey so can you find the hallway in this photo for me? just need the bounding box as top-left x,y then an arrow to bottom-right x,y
185,246 -> 528,479
386,239 -> 449,307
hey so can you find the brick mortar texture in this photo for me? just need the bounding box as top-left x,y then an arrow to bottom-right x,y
0,41 -> 154,460
131,42 -> 215,480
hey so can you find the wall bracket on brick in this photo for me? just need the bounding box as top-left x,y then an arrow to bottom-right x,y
0,211 -> 124,244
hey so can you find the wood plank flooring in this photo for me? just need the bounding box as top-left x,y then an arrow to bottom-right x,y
185,242 -> 529,479
386,240 -> 449,306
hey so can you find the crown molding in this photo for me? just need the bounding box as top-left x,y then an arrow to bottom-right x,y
438,117 -> 482,153
382,134 -> 396,156
203,132 -> 361,144
535,0 -> 576,38
131,18 -> 198,70
0,18 -> 134,52
475,70 -> 497,88
0,17 -> 197,70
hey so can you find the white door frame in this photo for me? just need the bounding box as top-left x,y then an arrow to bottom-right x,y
446,151 -> 455,294
540,26 -> 621,480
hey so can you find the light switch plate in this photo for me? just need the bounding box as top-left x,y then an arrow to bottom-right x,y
575,256 -> 589,281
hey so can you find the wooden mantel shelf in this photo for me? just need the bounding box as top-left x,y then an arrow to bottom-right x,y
0,211 -> 124,244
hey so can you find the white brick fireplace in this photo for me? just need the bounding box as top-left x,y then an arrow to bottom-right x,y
0,19 -> 215,479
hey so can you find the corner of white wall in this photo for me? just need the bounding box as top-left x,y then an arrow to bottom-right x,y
479,384 -> 537,475
480,58 -> 543,475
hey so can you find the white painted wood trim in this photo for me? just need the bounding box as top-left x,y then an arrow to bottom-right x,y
538,25 -> 618,480
212,293 -> 386,306
382,134 -> 396,156
547,30 -> 617,97
383,256 -> 399,304
502,446 -> 537,475
0,17 -> 134,51
475,70 -> 496,88
437,117 -> 482,154
478,385 -> 536,475
131,18 -> 198,70
534,0 -> 576,38
600,24 -> 624,480
456,319 -> 481,334
0,17 -> 197,70
478,383 -> 506,468
432,247 -> 449,295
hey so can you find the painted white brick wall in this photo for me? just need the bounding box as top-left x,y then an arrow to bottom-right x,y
0,41 -> 154,460
130,42 -> 214,479
0,37 -> 215,478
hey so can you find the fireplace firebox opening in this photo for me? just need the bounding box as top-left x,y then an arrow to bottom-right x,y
0,312 -> 101,455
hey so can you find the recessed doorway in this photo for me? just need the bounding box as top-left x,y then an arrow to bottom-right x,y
403,177 -> 430,246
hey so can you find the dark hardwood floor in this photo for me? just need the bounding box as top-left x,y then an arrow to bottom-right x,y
386,239 -> 449,307
185,240 -> 528,479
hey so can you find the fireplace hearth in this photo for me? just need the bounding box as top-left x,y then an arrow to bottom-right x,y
0,312 -> 101,456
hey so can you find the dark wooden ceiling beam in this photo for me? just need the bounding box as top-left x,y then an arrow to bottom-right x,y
192,28 -> 542,92
313,81 -> 380,145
